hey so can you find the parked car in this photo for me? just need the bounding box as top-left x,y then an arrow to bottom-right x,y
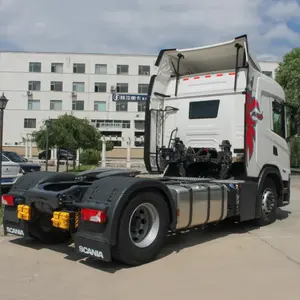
1,154 -> 23,186
38,148 -> 76,161
2,151 -> 41,173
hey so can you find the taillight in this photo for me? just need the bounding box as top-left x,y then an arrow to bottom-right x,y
81,208 -> 107,223
1,194 -> 15,206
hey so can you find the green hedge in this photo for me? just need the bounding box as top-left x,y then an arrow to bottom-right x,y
79,149 -> 101,165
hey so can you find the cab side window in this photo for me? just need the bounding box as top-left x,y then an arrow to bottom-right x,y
272,100 -> 285,138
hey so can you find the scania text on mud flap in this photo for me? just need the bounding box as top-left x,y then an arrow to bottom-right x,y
78,246 -> 104,259
73,34 -> 291,266
3,34 -> 292,267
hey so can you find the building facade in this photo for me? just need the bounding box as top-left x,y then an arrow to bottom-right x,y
0,51 -> 280,157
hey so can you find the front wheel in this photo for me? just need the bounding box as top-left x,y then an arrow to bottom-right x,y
113,192 -> 170,266
253,178 -> 277,226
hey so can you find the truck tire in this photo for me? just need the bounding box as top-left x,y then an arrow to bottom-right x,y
112,191 -> 170,266
253,177 -> 277,226
28,211 -> 71,244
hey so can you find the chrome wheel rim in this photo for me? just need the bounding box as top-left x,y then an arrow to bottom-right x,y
262,188 -> 276,216
128,203 -> 160,248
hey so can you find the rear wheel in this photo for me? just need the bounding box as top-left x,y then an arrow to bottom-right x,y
113,192 -> 170,266
28,209 -> 71,244
253,177 -> 277,226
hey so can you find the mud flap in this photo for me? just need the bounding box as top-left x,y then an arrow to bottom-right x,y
239,181 -> 258,221
3,206 -> 31,238
3,220 -> 31,237
74,232 -> 112,262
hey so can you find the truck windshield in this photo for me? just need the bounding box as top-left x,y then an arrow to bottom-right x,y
189,100 -> 220,119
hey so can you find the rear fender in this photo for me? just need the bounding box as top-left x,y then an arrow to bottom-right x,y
77,176 -> 177,245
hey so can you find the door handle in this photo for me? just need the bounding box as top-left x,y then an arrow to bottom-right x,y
273,146 -> 278,156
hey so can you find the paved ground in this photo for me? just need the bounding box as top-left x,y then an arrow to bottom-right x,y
1,177 -> 300,300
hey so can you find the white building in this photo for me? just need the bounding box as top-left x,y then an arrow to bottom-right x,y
0,51 -> 280,157
259,61 -> 280,78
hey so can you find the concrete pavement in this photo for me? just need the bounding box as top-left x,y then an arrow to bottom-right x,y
1,177 -> 300,300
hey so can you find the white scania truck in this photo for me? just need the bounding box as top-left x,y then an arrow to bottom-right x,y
2,34 -> 291,266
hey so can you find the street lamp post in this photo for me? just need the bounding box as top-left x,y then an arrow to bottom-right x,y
0,93 -> 9,197
45,119 -> 51,171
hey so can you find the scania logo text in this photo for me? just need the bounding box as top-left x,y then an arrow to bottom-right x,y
6,227 -> 24,236
78,245 -> 104,259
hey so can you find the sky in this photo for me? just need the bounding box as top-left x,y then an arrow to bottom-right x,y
0,0 -> 300,61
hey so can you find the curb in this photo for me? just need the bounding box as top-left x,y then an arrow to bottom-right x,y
291,168 -> 300,174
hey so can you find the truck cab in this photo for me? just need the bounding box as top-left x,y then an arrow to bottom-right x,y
144,34 -> 290,190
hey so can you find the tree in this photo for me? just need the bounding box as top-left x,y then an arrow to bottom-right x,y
275,48 -> 300,123
275,48 -> 300,167
32,113 -> 113,171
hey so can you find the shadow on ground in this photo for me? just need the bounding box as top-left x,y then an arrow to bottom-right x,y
8,208 -> 291,274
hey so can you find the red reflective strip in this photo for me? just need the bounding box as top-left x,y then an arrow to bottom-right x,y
81,208 -> 107,223
229,72 -> 235,75
205,75 -> 211,78
1,194 -> 14,206
194,76 -> 200,79
183,78 -> 189,81
216,73 -> 223,77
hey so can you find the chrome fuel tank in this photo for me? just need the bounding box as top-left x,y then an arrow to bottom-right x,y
167,182 -> 228,230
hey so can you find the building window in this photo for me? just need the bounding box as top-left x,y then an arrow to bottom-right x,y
50,100 -> 62,111
138,65 -> 150,76
94,82 -> 107,93
28,81 -> 41,91
137,102 -> 146,112
138,84 -> 149,94
134,132 -> 144,147
117,64 -> 129,75
24,118 -> 36,128
94,101 -> 106,111
73,63 -> 85,73
122,120 -> 131,128
51,63 -> 63,73
95,64 -> 107,74
29,62 -> 41,72
116,101 -> 128,112
262,71 -> 272,77
27,99 -> 40,110
72,82 -> 85,92
91,119 -> 130,129
135,120 -> 145,130
51,81 -> 63,91
72,100 -> 84,111
116,83 -> 128,93
100,131 -> 122,147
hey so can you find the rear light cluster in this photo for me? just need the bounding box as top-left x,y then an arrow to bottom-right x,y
1,194 -> 15,206
81,208 -> 107,224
